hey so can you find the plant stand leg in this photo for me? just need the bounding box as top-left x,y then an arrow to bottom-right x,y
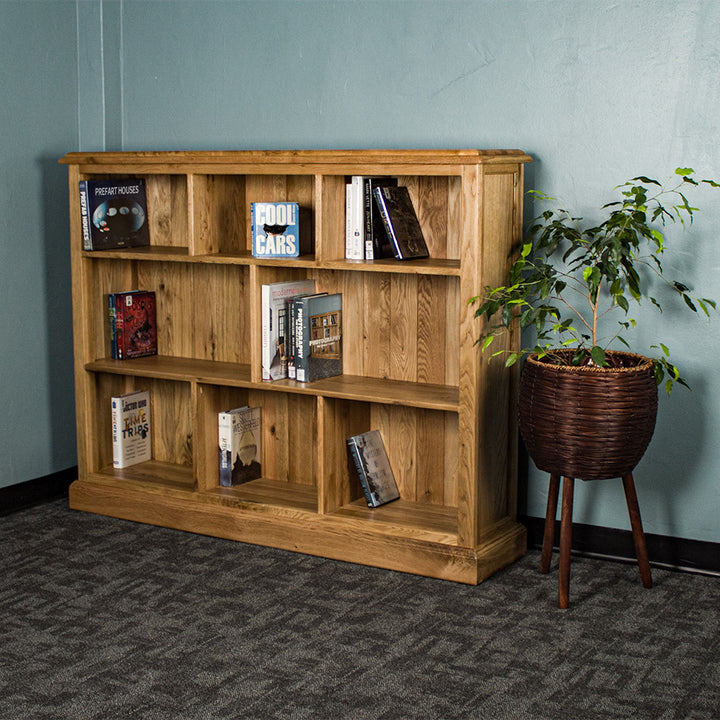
558,476 -> 575,609
541,474 -> 561,574
622,473 -> 653,589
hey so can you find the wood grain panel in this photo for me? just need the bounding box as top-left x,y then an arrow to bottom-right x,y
416,275 -> 446,385
130,262 -> 191,358
362,273 -> 392,379
286,392 -> 316,487
390,274 -> 418,382
387,404 -> 418,500
149,378 -> 193,467
191,174 -> 246,254
146,174 -> 188,248
191,264 -> 248,363
318,175 -> 345,262
416,409 -> 447,505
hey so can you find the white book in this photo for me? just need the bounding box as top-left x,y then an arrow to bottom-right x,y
345,176 -> 364,260
111,390 -> 151,468
218,406 -> 261,487
261,279 -> 316,381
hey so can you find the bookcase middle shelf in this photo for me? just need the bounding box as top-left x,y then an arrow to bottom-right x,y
85,356 -> 460,412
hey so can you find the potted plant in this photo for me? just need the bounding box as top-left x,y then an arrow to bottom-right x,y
471,168 -> 717,606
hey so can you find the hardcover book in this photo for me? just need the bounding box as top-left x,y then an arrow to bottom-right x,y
251,202 -> 301,258
108,290 -> 157,359
363,177 -> 397,259
347,429 -> 400,508
373,185 -> 429,260
111,389 -> 151,469
218,406 -> 262,487
294,292 -> 342,383
79,178 -> 150,251
261,279 -> 316,381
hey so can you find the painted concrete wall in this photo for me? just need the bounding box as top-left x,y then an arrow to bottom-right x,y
4,0 -> 719,543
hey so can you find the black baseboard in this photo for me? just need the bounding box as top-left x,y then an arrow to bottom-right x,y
0,467 -> 76,517
521,514 -> 720,576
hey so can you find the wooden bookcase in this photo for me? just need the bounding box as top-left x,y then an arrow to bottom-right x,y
60,149 -> 531,584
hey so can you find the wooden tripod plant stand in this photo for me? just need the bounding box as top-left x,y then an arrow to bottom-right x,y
541,473 -> 653,609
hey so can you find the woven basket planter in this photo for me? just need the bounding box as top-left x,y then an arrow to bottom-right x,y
518,351 -> 658,480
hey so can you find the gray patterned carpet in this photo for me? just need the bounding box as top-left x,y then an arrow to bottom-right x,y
1,499 -> 718,720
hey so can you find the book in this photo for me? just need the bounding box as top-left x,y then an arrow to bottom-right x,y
347,430 -> 400,508
294,292 -> 342,383
108,290 -> 157,359
218,406 -> 262,487
345,176 -> 364,260
363,177 -> 397,259
373,185 -> 430,260
261,279 -> 316,381
111,390 -> 151,469
251,202 -> 300,258
79,178 -> 150,250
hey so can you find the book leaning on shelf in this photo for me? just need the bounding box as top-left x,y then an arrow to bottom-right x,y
108,290 -> 157,359
347,429 -> 400,508
79,178 -> 150,250
294,292 -> 342,383
112,390 -> 151,469
373,185 -> 430,260
363,177 -> 398,259
218,406 -> 262,487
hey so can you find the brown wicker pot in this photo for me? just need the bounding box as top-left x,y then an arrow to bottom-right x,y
518,351 -> 658,480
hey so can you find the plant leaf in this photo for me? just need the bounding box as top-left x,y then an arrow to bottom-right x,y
590,346 -> 606,366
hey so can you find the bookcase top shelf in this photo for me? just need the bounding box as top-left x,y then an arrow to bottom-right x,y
61,149 -> 532,181
60,148 -> 533,170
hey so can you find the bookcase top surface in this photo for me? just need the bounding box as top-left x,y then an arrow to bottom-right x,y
60,148 -> 532,168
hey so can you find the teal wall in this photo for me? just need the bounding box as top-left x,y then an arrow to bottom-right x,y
3,0 -> 719,544
0,1 -> 77,489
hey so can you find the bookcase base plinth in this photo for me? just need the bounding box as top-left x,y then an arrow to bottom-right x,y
68,479 -> 526,585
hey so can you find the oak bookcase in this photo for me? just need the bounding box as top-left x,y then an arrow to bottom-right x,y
60,149 -> 531,584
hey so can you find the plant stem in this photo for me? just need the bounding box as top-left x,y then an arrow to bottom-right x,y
591,278 -> 601,346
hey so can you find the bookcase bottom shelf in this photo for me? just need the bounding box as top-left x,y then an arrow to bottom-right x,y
68,478 -> 526,585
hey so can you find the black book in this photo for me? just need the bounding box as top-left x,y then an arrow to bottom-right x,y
372,185 -> 429,260
79,178 -> 150,251
347,430 -> 400,508
363,177 -> 398,259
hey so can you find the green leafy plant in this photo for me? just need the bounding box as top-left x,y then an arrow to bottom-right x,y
470,168 -> 718,393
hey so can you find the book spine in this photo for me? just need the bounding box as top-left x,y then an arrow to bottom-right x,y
347,439 -> 376,508
111,396 -> 123,468
287,297 -> 297,380
363,178 -> 374,260
345,183 -> 353,259
372,187 -> 401,260
345,176 -> 364,260
108,293 -> 118,359
115,293 -> 125,359
79,180 -> 92,251
294,297 -> 309,383
261,285 -> 272,381
218,412 -> 233,487
79,181 -> 92,251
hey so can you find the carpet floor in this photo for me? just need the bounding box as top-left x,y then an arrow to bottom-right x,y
1,499 -> 718,719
